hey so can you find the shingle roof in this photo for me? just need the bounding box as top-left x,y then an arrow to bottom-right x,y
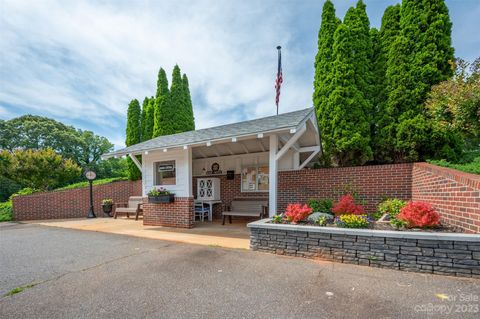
103,107 -> 315,157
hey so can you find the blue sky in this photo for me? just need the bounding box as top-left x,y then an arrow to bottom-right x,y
1,0 -> 479,149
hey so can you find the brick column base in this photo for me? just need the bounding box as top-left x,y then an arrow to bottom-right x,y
143,197 -> 194,228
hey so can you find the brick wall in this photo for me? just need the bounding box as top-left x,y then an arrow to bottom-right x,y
412,163 -> 480,233
277,163 -> 413,213
143,197 -> 194,228
13,180 -> 142,220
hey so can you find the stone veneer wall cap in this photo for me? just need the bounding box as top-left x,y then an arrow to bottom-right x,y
247,219 -> 480,242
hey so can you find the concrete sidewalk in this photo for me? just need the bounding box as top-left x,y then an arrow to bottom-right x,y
27,217 -> 250,249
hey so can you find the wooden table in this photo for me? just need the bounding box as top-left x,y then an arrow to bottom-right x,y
194,200 -> 222,222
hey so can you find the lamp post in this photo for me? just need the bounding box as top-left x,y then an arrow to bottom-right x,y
85,169 -> 97,218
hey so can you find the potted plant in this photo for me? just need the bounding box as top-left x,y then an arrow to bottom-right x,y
148,187 -> 175,203
101,199 -> 113,217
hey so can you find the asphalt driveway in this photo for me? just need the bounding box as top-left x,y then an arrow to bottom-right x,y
1,222 -> 479,319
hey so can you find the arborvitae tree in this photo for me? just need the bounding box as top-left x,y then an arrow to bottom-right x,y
371,4 -> 401,162
182,74 -> 195,131
313,0 -> 341,165
385,0 -> 455,162
153,68 -> 169,138
324,24 -> 372,166
343,1 -> 373,140
125,99 -> 142,180
140,97 -> 148,141
158,65 -> 187,135
144,96 -> 155,141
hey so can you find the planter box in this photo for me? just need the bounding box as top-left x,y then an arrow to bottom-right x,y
148,194 -> 175,203
248,219 -> 480,278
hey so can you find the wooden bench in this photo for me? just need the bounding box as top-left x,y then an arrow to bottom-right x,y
113,196 -> 143,221
222,200 -> 268,225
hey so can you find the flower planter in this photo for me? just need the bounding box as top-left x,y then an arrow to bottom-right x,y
148,194 -> 175,203
101,204 -> 113,217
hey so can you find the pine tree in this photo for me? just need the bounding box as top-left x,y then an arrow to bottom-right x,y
313,0 -> 341,164
325,23 -> 372,166
182,74 -> 195,131
125,99 -> 141,180
153,68 -> 169,138
371,4 -> 401,162
385,0 -> 455,161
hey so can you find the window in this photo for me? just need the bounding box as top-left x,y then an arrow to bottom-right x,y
241,165 -> 269,192
154,160 -> 176,185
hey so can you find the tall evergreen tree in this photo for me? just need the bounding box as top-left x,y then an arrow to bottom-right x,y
125,99 -> 142,180
313,0 -> 341,164
371,4 -> 401,162
385,0 -> 455,162
153,68 -> 169,138
144,96 -> 155,140
140,97 -> 148,141
324,23 -> 372,166
157,65 -> 192,135
182,74 -> 195,131
343,1 -> 374,141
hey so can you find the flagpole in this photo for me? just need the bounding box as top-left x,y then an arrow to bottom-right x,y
276,46 -> 281,115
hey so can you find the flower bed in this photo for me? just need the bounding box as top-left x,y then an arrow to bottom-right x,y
248,219 -> 480,278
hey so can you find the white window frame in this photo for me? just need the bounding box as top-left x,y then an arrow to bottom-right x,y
153,160 -> 177,186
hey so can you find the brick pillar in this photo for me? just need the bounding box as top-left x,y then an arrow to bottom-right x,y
143,197 -> 194,228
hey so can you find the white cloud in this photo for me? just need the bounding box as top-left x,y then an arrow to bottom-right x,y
0,0 -> 315,148
1,0 -> 477,149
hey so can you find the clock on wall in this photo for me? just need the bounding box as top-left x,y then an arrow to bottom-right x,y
85,170 -> 97,181
211,163 -> 220,173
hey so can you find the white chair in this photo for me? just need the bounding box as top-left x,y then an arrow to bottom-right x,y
194,202 -> 209,222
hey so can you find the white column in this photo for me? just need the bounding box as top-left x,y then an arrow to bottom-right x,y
185,147 -> 193,197
269,134 -> 278,217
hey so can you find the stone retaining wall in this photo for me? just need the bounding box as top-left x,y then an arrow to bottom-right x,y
248,220 -> 480,278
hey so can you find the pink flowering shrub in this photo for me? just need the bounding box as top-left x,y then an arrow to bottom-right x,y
332,194 -> 365,216
397,201 -> 440,228
284,203 -> 313,224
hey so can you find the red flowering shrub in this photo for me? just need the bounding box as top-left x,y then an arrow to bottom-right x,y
397,201 -> 440,228
284,203 -> 313,224
331,194 -> 365,216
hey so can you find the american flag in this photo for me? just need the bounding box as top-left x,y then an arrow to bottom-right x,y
275,46 -> 283,113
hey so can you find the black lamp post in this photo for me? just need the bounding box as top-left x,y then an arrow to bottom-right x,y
85,169 -> 97,218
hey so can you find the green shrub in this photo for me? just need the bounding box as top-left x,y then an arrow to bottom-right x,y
0,188 -> 38,222
0,176 -> 21,202
378,199 -> 406,217
271,214 -> 283,224
315,215 -> 328,226
307,198 -> 333,214
0,201 -> 12,222
378,198 -> 407,229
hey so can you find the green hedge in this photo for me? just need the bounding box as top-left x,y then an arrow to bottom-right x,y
54,177 -> 128,191
428,157 -> 480,175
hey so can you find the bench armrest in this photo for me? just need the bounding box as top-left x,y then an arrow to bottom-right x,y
137,203 -> 143,211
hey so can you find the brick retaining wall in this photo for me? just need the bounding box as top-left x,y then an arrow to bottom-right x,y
249,220 -> 480,278
412,163 -> 480,233
143,197 -> 194,228
12,180 -> 142,220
